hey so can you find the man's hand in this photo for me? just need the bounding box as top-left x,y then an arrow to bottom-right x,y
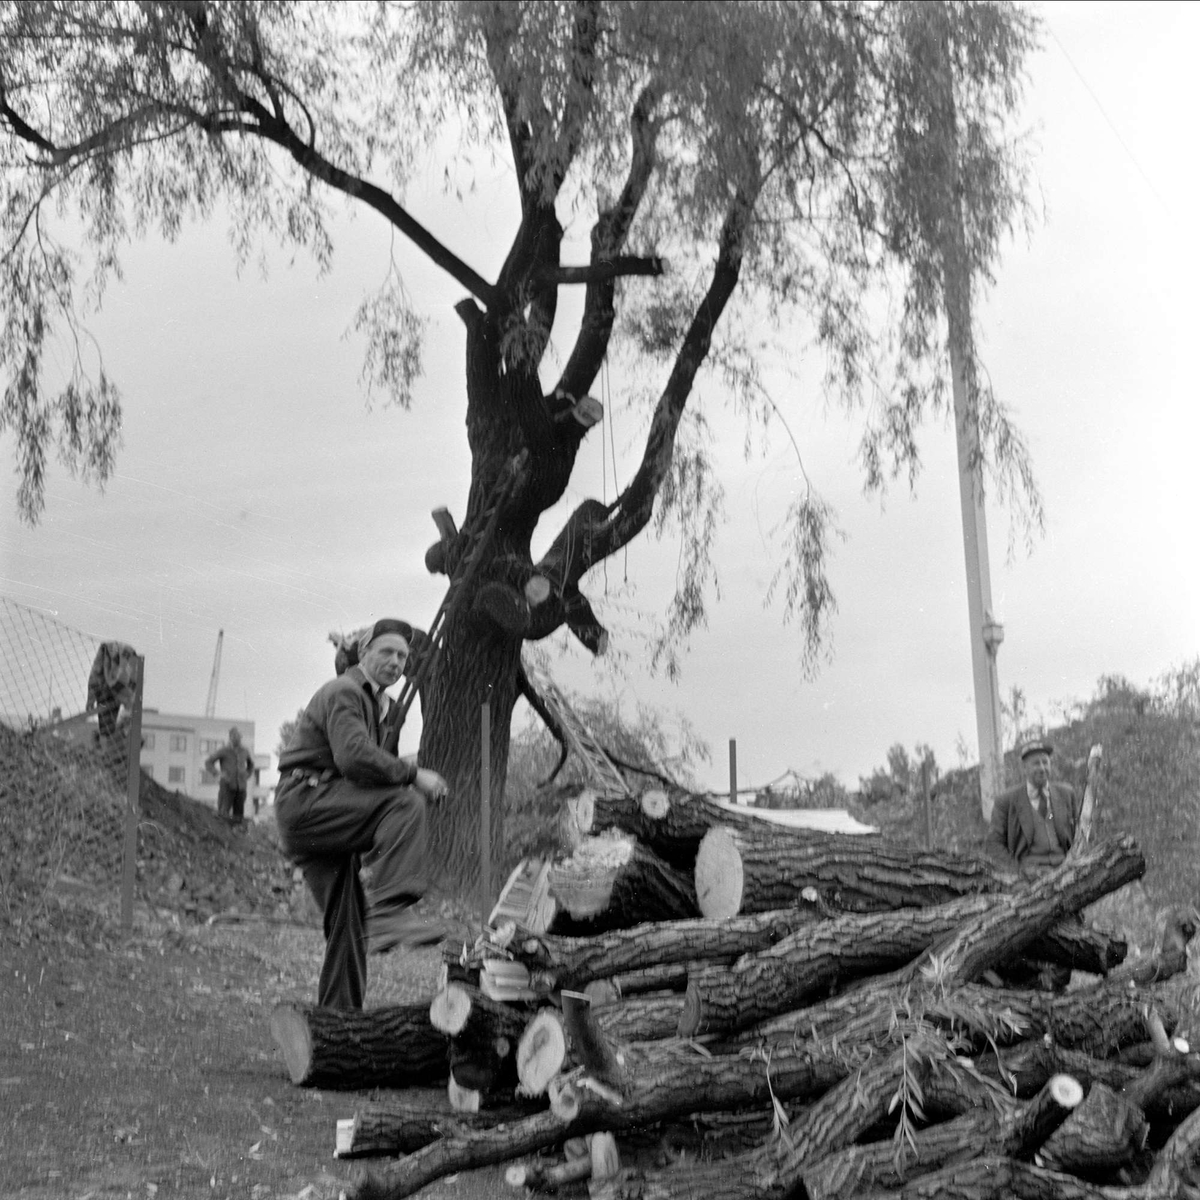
414,768 -> 448,802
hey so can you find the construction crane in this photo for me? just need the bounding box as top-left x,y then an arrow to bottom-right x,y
205,629 -> 223,718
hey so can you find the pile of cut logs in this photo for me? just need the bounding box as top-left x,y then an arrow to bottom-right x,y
269,785 -> 1200,1200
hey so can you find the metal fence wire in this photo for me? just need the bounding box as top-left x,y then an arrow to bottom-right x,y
0,596 -> 104,731
0,596 -> 136,925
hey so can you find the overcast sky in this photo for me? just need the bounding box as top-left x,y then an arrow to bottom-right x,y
2,2 -> 1196,794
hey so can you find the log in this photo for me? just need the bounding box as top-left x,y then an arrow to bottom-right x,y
516,1008 -> 569,1097
693,822 -> 1007,917
595,992 -> 687,1043
561,989 -> 626,1096
574,785 -> 887,871
351,1036 -> 873,1200
512,904 -> 826,990
1034,1081 -> 1149,1177
337,1099 -> 531,1158
429,982 -> 528,1043
589,1035 -> 937,1200
733,838 -> 1146,1049
505,1153 -> 591,1190
548,835 -> 698,932
681,892 -> 1010,1038
269,1003 -> 447,1089
801,1073 -> 1083,1199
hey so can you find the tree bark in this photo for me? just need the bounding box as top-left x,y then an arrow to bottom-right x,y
801,1074 -> 1082,1199
269,1003 -> 448,1089
589,1036 -> 936,1200
693,823 -> 1006,917
575,785 -> 1003,886
337,1099 -> 532,1158
350,1037 -> 872,1200
681,893 -> 1009,1038
1034,1081 -> 1149,1178
512,905 -> 824,990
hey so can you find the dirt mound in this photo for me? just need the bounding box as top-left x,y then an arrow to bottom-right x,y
0,723 -> 309,937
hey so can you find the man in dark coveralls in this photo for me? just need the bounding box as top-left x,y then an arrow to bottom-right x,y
275,618 -> 452,1009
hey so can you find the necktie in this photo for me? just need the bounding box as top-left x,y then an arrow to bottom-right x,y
1037,786 -> 1049,819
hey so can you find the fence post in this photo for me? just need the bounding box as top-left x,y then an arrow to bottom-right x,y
479,690 -> 492,933
728,738 -> 737,806
120,656 -> 145,931
921,757 -> 933,850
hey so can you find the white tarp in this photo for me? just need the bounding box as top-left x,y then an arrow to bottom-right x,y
714,798 -> 876,835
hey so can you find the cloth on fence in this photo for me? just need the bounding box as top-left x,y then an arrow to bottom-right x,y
86,641 -> 139,737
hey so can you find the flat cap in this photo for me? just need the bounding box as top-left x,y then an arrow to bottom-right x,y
1019,738 -> 1053,760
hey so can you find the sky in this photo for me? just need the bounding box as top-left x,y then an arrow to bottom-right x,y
2,2 -> 1196,796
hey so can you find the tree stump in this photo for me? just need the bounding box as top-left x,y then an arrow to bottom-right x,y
548,834 -> 698,932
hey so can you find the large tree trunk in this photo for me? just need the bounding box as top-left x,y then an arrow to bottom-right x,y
419,615 -> 520,895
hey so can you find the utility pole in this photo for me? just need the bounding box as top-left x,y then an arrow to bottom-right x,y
934,17 -> 1005,821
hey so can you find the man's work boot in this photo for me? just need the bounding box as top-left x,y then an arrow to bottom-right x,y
367,906 -> 459,954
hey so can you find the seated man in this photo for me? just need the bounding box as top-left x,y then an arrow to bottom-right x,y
276,618 -> 451,1010
986,737 -> 1081,875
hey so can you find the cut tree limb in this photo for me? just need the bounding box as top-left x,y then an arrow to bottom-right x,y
513,904 -> 825,990
801,1073 -> 1082,1199
693,823 -> 1008,917
269,1003 -> 447,1089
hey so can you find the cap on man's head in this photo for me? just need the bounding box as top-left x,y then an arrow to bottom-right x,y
359,618 -> 413,651
1019,738 -> 1053,761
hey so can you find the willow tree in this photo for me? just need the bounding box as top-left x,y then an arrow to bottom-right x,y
0,1 -> 1042,885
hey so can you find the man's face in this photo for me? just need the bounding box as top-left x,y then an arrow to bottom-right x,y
1023,752 -> 1051,789
229,728 -> 241,746
360,633 -> 409,688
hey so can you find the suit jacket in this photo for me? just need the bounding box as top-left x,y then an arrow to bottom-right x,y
986,780 -> 1080,871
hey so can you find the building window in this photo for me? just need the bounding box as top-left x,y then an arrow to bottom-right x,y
168,766 -> 185,785
200,738 -> 222,754
142,732 -> 155,750
201,769 -> 219,785
169,734 -> 188,753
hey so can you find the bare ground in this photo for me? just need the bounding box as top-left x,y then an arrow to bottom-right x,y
0,884 -> 498,1200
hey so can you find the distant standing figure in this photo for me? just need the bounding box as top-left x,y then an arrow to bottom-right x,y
986,737 -> 1082,875
205,727 -> 256,825
275,618 -> 453,1010
86,641 -> 140,741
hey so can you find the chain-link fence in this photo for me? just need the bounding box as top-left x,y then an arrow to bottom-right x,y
0,596 -> 142,927
0,596 -> 107,732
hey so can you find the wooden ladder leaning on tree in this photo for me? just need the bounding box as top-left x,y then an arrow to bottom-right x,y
391,450 -> 530,730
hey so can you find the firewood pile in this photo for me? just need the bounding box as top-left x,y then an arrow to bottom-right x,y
269,785 -> 1200,1200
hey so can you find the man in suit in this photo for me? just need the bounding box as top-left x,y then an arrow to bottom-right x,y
986,738 -> 1081,874
275,618 -> 453,1009
986,737 -> 1082,992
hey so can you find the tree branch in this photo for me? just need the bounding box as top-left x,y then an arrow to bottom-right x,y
539,256 -> 664,286
229,92 -> 497,308
555,84 -> 659,401
542,184 -> 758,589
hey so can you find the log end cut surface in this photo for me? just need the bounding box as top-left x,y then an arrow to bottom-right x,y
694,826 -> 743,920
269,1005 -> 313,1086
